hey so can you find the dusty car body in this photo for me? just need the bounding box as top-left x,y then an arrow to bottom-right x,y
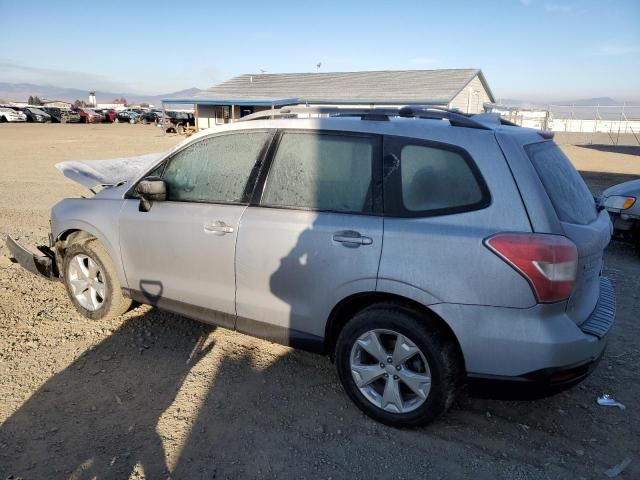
7,106 -> 616,427
602,179 -> 640,238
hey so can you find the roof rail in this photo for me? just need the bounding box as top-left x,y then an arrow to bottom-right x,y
238,105 -> 491,130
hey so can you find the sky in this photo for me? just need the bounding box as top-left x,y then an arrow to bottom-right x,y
0,0 -> 638,102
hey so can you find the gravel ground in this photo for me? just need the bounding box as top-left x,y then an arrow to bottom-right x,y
0,123 -> 638,480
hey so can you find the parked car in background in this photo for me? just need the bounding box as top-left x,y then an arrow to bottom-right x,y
7,106 -> 616,428
602,179 -> 640,240
23,107 -> 52,123
139,110 -> 162,124
44,107 -> 81,123
0,107 -> 27,122
116,111 -> 139,123
74,108 -> 103,123
163,110 -> 195,134
100,109 -> 118,123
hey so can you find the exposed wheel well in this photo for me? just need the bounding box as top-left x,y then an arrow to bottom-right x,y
324,292 -> 465,369
54,230 -> 98,272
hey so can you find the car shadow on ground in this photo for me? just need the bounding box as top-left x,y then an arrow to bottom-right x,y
576,144 -> 640,157
0,308 -> 216,479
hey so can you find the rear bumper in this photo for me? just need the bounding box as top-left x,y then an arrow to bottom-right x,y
467,350 -> 604,399
431,276 -> 615,380
5,236 -> 58,280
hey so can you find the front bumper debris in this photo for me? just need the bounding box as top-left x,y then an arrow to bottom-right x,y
6,236 -> 58,280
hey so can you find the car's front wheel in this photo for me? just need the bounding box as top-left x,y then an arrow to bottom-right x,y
62,239 -> 132,321
335,303 -> 462,427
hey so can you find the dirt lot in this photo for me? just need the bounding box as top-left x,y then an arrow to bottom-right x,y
0,123 -> 638,479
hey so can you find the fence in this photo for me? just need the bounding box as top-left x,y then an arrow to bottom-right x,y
488,104 -> 640,146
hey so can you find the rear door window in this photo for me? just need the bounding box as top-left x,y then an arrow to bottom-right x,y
525,141 -> 596,225
261,131 -> 377,214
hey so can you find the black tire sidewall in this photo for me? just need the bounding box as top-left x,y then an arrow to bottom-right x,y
336,305 -> 456,427
62,243 -> 115,320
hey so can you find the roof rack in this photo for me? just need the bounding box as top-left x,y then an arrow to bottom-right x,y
238,105 -> 491,130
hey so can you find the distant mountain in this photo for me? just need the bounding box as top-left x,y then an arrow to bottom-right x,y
0,82 -> 204,105
496,97 -> 624,107
161,88 -> 203,99
554,97 -> 621,106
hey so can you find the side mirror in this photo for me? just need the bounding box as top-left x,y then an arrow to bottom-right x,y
135,176 -> 167,212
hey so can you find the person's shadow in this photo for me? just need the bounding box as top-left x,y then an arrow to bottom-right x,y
0,307 -> 214,479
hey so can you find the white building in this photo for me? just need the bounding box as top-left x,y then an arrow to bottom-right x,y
164,68 -> 495,130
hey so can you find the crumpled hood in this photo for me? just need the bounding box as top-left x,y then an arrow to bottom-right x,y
603,178 -> 640,198
55,153 -> 164,189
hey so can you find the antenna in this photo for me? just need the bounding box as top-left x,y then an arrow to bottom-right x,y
316,62 -> 322,72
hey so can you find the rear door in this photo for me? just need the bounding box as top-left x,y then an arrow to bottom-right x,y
234,130 -> 383,343
523,140 -> 611,323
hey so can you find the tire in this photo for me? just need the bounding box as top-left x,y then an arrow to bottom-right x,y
335,303 -> 462,427
142,118 -> 149,125
176,124 -> 185,135
62,239 -> 132,321
0,116 -> 6,123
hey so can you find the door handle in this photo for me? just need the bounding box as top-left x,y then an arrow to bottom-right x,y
204,221 -> 235,235
332,231 -> 373,247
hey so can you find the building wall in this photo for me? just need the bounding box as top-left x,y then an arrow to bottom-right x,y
43,101 -> 72,109
449,76 -> 492,114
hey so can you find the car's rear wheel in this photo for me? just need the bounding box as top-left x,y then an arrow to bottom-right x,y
62,240 -> 132,321
176,123 -> 185,135
335,303 -> 461,427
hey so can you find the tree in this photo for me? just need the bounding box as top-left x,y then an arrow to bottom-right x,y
28,95 -> 34,105
73,99 -> 87,108
33,96 -> 43,105
139,102 -> 149,108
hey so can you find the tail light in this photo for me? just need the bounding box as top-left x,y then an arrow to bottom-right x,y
485,233 -> 578,303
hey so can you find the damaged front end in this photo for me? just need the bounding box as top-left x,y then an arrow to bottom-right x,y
6,236 -> 59,280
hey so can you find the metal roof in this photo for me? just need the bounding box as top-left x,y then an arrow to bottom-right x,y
164,69 -> 494,106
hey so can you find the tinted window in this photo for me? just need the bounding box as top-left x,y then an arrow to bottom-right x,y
262,132 -> 374,213
162,132 -> 269,203
399,144 -> 484,212
525,141 -> 596,225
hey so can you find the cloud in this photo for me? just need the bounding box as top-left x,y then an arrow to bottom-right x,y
544,3 -> 574,12
0,59 -> 140,93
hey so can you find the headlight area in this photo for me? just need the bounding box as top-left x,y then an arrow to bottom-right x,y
604,195 -> 636,210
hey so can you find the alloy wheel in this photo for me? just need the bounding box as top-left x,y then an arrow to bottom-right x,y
350,329 -> 431,414
66,254 -> 107,311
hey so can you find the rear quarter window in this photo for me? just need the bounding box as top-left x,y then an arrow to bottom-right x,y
525,141 -> 596,225
384,137 -> 490,217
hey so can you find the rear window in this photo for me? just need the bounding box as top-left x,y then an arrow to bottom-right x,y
525,141 -> 596,225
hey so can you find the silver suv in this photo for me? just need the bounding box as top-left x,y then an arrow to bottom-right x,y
7,106 -> 615,427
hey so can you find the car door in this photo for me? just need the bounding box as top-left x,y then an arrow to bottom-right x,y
235,130 -> 383,347
119,130 -> 273,327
